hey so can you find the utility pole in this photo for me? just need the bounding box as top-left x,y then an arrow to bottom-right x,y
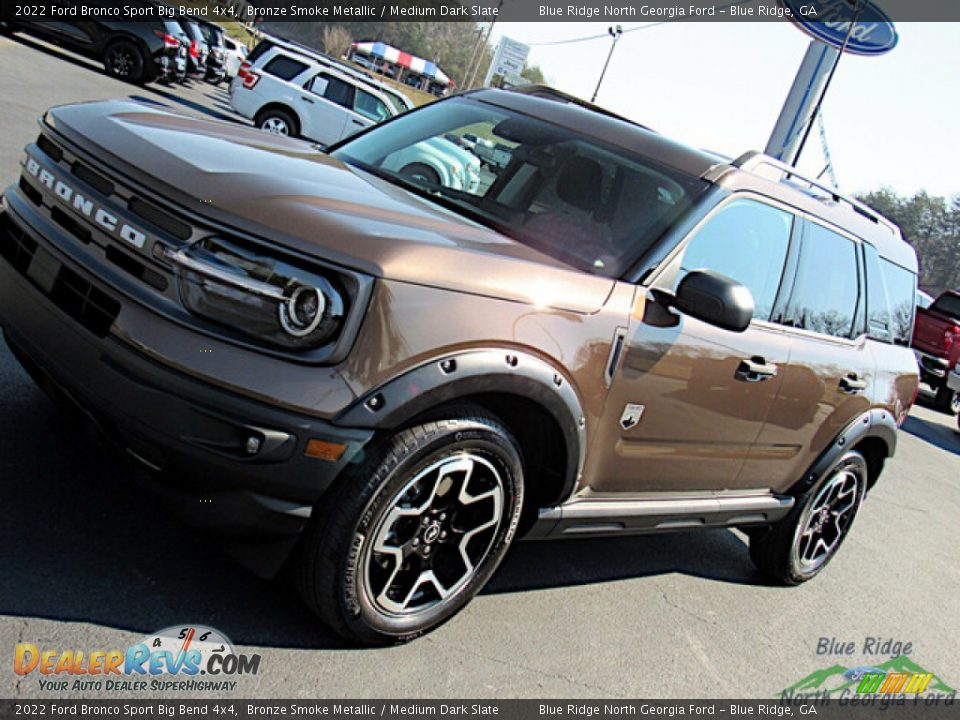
591,25 -> 622,104
464,0 -> 504,90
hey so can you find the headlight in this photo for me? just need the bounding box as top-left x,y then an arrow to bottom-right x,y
165,237 -> 346,350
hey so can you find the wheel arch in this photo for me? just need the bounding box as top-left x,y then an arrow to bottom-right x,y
791,407 -> 898,496
334,349 -> 587,512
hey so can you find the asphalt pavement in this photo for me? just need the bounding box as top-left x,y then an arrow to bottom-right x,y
0,33 -> 958,700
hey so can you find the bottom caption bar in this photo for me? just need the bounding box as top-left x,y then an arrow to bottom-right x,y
0,700 -> 957,719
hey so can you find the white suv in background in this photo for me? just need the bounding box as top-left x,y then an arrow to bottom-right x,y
230,50 -> 480,192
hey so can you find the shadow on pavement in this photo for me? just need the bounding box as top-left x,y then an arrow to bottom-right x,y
900,414 -> 960,457
0,333 -> 764,651
5,33 -> 240,125
5,34 -> 106,78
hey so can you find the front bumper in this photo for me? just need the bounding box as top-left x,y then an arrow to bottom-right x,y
0,199 -> 374,576
914,349 -> 949,380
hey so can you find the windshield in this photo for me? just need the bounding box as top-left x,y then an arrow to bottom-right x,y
331,96 -> 707,277
930,293 -> 960,320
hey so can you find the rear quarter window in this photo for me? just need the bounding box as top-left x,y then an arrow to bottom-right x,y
247,40 -> 274,64
878,258 -> 917,346
263,55 -> 309,81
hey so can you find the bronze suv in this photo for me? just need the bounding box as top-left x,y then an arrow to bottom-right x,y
0,86 -> 919,643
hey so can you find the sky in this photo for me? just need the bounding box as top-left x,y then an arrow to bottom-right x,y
490,21 -> 960,199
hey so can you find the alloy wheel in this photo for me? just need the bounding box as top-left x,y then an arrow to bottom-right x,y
109,49 -> 134,77
362,453 -> 504,617
261,117 -> 289,135
791,462 -> 863,574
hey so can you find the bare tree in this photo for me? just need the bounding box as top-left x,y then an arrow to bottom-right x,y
322,25 -> 353,59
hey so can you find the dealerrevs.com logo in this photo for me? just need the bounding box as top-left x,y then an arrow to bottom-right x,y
14,625 -> 261,693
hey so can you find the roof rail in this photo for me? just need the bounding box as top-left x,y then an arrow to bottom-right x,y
729,151 -> 897,234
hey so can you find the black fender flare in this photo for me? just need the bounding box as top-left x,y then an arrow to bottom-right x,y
334,349 -> 587,497
791,407 -> 898,496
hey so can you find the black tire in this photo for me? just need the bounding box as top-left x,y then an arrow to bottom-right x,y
296,406 -> 524,645
103,39 -> 146,84
933,384 -> 959,415
750,450 -> 867,585
399,162 -> 440,186
256,108 -> 298,138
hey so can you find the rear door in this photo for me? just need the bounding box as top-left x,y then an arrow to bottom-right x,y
298,72 -> 354,145
739,218 -> 874,492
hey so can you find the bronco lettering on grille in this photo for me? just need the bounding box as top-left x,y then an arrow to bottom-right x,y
24,155 -> 147,250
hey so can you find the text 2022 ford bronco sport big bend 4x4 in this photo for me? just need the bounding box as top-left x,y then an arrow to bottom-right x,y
0,88 -> 919,644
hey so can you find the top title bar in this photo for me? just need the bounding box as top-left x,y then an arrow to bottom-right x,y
2,0 -> 959,22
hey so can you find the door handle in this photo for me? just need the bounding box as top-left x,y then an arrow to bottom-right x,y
839,373 -> 867,394
300,96 -> 314,104
735,357 -> 778,383
350,118 -> 365,126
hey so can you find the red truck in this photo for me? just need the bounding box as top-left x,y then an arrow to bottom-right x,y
912,290 -> 960,414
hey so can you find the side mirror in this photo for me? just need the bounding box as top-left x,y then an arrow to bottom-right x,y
672,270 -> 755,333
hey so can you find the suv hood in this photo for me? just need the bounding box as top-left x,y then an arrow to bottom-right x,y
43,101 -> 614,314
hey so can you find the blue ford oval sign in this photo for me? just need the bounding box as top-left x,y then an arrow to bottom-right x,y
779,0 -> 898,56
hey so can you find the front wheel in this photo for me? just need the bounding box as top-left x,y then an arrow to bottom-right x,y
750,450 -> 867,585
296,407 -> 524,645
399,162 -> 440,186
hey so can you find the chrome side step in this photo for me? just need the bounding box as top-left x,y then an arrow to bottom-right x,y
526,494 -> 794,539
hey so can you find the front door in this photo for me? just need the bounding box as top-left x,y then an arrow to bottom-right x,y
584,196 -> 798,495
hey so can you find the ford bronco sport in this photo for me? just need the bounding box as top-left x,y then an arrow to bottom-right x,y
0,87 -> 919,644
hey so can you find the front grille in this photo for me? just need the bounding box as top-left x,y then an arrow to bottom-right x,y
18,177 -> 42,207
129,197 -> 192,240
49,264 -> 121,337
71,160 -> 114,197
51,205 -> 92,244
0,212 -> 39,273
36,134 -> 63,163
1,211 -> 121,338
105,245 -> 167,291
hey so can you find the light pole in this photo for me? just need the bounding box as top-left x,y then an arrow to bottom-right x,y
591,25 -> 622,104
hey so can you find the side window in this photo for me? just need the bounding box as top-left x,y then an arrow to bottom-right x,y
321,75 -> 355,109
863,243 -> 892,343
675,198 -> 792,321
262,55 -> 308,81
879,258 -> 918,346
782,222 -> 860,339
354,89 -> 391,123
306,74 -> 329,96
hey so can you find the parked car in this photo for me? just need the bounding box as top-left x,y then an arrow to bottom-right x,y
232,54 -> 478,191
382,137 -> 481,193
237,34 -> 415,112
194,19 -> 227,85
2,87 -> 919,646
473,140 -> 514,170
911,289 -> 960,413
174,19 -> 208,81
4,10 -> 182,84
223,36 -> 247,78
